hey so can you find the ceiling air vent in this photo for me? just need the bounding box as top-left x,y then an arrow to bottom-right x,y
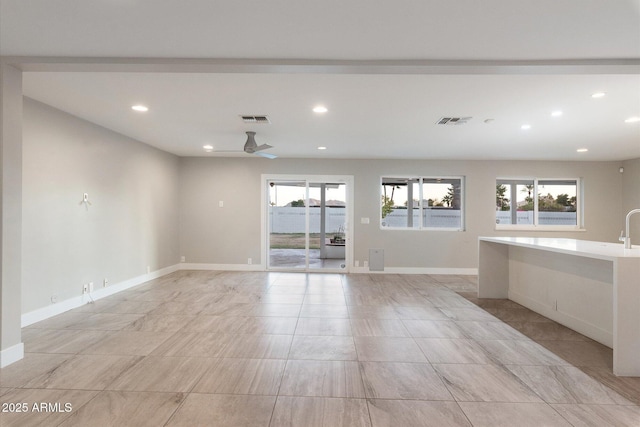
437,117 -> 472,125
240,115 -> 271,124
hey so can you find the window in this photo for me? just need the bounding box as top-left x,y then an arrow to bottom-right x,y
381,177 -> 464,230
496,178 -> 581,229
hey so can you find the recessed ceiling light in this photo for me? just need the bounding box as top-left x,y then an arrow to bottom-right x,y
203,145 -> 213,152
577,148 -> 589,153
591,92 -> 606,99
317,146 -> 327,150
551,110 -> 563,117
313,106 -> 328,113
521,124 -> 531,130
624,116 -> 640,123
131,105 -> 149,112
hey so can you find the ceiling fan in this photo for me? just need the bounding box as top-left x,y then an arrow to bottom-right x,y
209,131 -> 277,159
243,131 -> 277,159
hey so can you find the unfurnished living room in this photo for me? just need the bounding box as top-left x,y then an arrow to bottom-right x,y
1,1 -> 640,426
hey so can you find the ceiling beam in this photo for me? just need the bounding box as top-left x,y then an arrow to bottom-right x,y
4,57 -> 639,75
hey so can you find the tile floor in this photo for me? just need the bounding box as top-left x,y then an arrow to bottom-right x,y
1,271 -> 639,426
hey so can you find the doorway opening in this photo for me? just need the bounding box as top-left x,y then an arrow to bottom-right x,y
264,175 -> 353,272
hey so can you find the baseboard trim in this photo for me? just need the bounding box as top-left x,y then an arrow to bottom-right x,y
179,263 -> 266,271
351,267 -> 478,275
21,264 -> 180,327
0,342 -> 24,368
179,263 -> 477,276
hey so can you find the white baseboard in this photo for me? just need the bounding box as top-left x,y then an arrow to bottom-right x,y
180,263 -> 265,271
21,264 -> 180,327
0,342 -> 24,368
351,266 -> 478,275
180,263 -> 477,276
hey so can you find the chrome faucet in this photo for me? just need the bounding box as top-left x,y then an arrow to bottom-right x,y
619,208 -> 640,249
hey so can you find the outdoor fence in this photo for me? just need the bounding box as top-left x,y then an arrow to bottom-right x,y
269,207 -> 346,233
495,211 -> 577,225
381,208 -> 462,228
269,207 -> 578,232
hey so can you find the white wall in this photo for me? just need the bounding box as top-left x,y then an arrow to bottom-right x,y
179,157 -> 625,270
621,158 -> 640,242
22,98 -> 180,313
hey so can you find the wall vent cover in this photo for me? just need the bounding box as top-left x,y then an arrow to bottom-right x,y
436,117 -> 472,125
240,115 -> 271,124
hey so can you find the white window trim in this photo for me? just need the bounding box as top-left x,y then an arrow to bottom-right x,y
380,175 -> 465,231
495,177 -> 584,231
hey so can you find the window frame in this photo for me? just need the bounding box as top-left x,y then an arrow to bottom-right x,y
380,175 -> 465,231
495,177 -> 584,231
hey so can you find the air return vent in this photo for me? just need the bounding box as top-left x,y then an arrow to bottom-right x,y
240,115 -> 271,124
437,117 -> 472,125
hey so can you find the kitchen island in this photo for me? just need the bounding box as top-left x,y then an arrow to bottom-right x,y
478,237 -> 640,377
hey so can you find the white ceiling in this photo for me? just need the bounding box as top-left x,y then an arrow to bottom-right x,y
2,0 -> 640,161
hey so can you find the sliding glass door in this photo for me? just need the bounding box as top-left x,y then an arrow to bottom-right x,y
266,176 -> 351,272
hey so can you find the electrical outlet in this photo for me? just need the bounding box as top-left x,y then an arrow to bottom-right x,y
89,282 -> 94,293
363,261 -> 369,268
354,260 -> 359,267
146,266 -> 151,274
180,256 -> 186,262
51,294 -> 58,303
82,284 -> 88,294
247,258 -> 252,265
103,278 -> 108,287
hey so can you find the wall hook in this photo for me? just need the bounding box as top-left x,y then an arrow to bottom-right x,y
80,192 -> 92,209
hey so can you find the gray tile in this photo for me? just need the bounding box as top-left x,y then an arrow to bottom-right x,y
221,334 -> 293,359
459,402 -> 573,427
439,307 -> 499,322
65,313 -> 144,330
300,304 -> 350,318
80,331 -> 172,356
23,328 -> 112,354
350,319 -> 409,337
192,358 -> 286,395
354,337 -> 427,362
271,396 -> 371,427
166,393 -> 275,427
150,332 -> 231,357
108,356 -> 211,392
0,353 -> 73,388
416,338 -> 494,364
290,336 -> 357,360
455,320 -> 528,340
123,314 -> 196,332
279,360 -> 365,398
58,391 -> 185,427
25,354 -> 141,390
506,365 -> 633,405
551,403 -> 640,427
402,320 -> 466,338
433,364 -> 543,403
360,361 -> 452,400
296,318 -> 352,336
477,339 -> 570,366
367,399 -> 471,427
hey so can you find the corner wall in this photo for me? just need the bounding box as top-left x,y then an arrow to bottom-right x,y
621,158 -> 640,241
22,98 -> 181,314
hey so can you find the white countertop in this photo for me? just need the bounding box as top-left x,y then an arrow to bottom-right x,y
479,237 -> 640,260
